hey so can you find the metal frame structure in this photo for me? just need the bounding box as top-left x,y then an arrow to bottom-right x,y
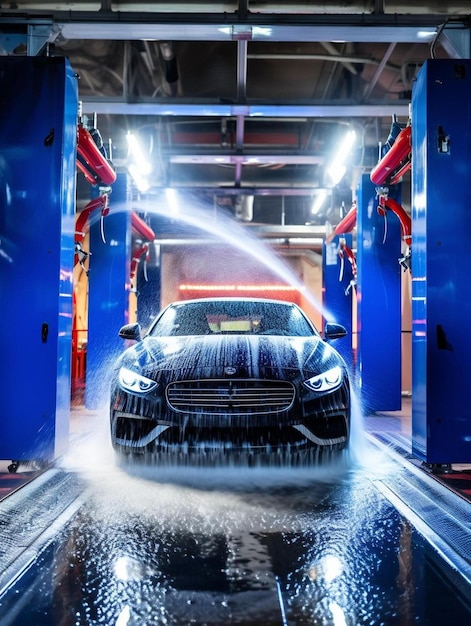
1,6 -> 469,195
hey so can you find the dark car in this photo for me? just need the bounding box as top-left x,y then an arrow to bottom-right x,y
110,297 -> 351,464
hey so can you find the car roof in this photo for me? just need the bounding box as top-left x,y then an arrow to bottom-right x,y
170,297 -> 299,307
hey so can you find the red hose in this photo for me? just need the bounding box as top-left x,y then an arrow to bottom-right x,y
378,196 -> 412,246
334,204 -> 357,236
77,125 -> 117,186
131,212 -> 156,242
340,243 -> 357,280
75,195 -> 109,242
130,243 -> 150,279
370,125 -> 412,186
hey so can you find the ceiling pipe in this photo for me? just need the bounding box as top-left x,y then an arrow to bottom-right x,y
247,52 -> 387,66
319,42 -> 358,75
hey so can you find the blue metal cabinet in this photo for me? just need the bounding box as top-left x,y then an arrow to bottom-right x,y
356,174 -> 402,413
85,176 -> 131,410
322,234 -> 354,373
0,57 -> 77,462
412,59 -> 471,463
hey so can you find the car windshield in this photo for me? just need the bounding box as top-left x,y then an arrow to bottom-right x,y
149,300 -> 318,338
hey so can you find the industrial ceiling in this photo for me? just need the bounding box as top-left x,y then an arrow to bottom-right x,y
1,2 -> 470,230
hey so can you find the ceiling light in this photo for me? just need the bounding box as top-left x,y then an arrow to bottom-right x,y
311,190 -> 328,215
327,129 -> 356,186
252,27 -> 272,37
417,30 -> 436,39
126,131 -> 153,192
126,132 -> 152,176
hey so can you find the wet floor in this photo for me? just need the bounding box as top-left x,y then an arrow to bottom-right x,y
0,402 -> 470,626
1,446 -> 471,626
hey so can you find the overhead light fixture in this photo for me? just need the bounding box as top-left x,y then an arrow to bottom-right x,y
126,132 -> 152,176
126,131 -> 152,192
327,129 -> 356,186
417,30 -> 436,39
252,27 -> 272,37
311,189 -> 328,215
311,129 -> 356,214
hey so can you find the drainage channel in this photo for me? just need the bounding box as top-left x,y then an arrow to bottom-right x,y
0,447 -> 470,625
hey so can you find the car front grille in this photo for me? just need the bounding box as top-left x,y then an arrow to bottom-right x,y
166,379 -> 295,415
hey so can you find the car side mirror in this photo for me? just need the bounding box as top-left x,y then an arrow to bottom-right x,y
118,323 -> 142,342
324,322 -> 347,340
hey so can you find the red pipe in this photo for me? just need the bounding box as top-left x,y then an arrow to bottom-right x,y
378,196 -> 412,246
339,243 -> 357,280
75,195 -> 109,242
130,243 -> 150,279
77,125 -> 117,186
131,212 -> 156,242
334,204 -> 357,236
370,125 -> 412,186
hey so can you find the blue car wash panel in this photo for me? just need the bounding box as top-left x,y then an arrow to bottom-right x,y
356,173 -> 402,413
0,57 -> 77,462
322,234 -> 354,374
86,175 -> 131,410
411,59 -> 471,464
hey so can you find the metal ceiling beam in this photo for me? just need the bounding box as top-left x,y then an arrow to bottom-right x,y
168,154 -> 325,165
150,187 -> 328,196
439,23 -> 471,59
27,22 -> 58,55
1,12 -> 463,43
0,19 -> 60,55
58,21 -> 440,44
156,222 -> 326,237
81,99 -> 410,118
243,224 -> 327,238
363,41 -> 396,100
236,39 -> 248,102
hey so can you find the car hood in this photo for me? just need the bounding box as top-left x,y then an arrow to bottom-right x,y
117,334 -> 344,380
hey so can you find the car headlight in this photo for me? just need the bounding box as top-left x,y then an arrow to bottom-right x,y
118,367 -> 158,394
303,365 -> 343,393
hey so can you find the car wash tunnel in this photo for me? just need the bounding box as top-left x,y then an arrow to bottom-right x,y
1,5 -> 471,626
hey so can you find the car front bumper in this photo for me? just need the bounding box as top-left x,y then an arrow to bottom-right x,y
110,377 -> 350,457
